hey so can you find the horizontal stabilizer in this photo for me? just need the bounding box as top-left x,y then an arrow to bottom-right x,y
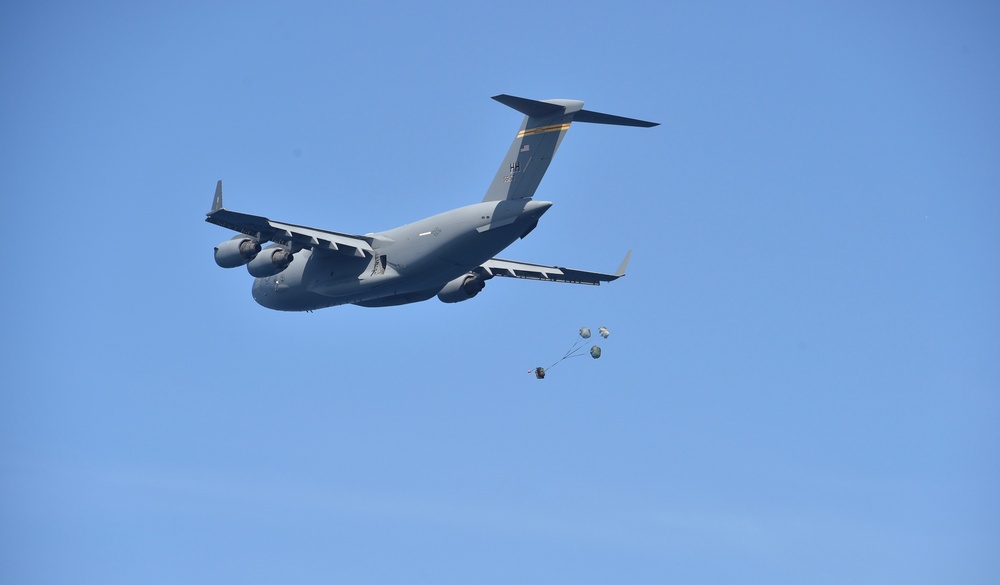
491,94 -> 567,118
574,110 -> 659,128
491,94 -> 659,127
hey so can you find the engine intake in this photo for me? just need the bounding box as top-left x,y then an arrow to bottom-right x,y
437,273 -> 487,303
247,246 -> 294,277
214,237 -> 261,268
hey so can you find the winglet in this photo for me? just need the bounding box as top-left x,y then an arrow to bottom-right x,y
210,180 -> 224,214
615,250 -> 633,277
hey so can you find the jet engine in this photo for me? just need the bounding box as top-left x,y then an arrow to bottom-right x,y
214,236 -> 261,268
247,246 -> 294,277
437,272 -> 487,303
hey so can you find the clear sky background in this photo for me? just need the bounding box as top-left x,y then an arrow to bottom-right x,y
2,1 -> 998,583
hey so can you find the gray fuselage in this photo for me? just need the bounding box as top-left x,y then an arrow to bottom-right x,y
251,199 -> 551,311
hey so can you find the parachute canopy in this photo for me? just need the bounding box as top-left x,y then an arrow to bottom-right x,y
533,325 -> 612,378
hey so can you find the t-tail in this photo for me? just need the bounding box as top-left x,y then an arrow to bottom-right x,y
482,94 -> 658,202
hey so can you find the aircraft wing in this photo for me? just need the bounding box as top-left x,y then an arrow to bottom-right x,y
480,251 -> 631,285
205,181 -> 373,258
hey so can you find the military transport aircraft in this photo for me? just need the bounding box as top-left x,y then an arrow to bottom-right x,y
206,94 -> 657,311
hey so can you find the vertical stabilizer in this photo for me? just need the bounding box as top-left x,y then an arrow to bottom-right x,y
482,95 -> 658,202
482,95 -> 581,202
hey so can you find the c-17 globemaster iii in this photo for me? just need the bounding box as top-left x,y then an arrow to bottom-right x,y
206,94 -> 658,311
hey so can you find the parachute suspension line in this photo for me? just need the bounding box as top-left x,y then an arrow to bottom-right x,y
545,336 -> 591,370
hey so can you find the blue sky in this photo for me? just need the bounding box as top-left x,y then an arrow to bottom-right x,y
2,1 -> 998,583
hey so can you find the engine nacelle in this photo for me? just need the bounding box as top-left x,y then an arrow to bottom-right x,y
437,273 -> 487,303
247,246 -> 294,277
214,236 -> 261,268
